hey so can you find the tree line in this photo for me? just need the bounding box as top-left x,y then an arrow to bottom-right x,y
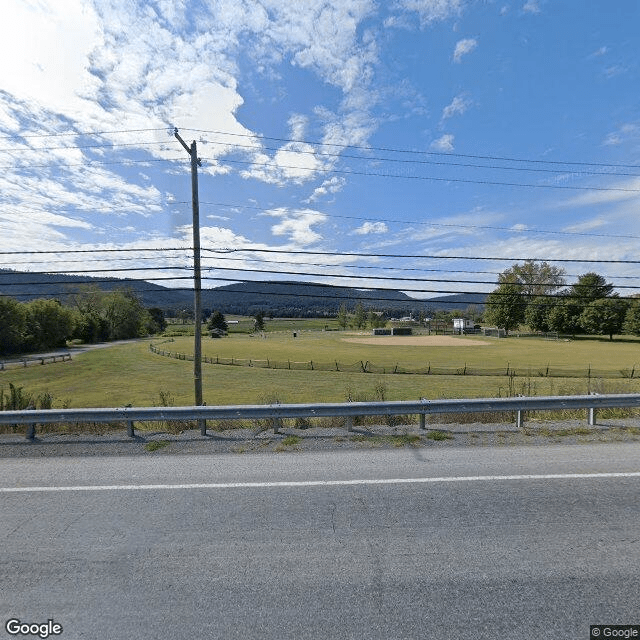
0,286 -> 166,356
484,261 -> 640,340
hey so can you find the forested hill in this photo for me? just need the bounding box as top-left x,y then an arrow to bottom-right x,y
0,270 -> 484,316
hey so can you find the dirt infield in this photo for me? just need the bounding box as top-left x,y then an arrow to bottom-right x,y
341,335 -> 490,346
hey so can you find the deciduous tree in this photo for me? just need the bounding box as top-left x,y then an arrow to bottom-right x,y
580,297 -> 628,340
484,282 -> 526,334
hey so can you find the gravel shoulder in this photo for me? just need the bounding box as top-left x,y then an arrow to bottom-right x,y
1,418 -> 639,458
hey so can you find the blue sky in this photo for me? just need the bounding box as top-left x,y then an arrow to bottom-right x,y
1,0 -> 639,300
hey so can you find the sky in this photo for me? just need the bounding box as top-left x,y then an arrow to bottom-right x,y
1,0 -> 639,302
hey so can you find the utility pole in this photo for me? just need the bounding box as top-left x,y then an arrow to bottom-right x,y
174,128 -> 205,435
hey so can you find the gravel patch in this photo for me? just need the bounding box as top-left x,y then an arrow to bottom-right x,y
1,419 -> 639,458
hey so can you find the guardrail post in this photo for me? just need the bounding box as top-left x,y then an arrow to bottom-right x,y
588,392 -> 598,426
346,415 -> 353,432
419,414 -> 426,430
516,409 -> 525,429
127,421 -> 135,437
26,423 -> 36,440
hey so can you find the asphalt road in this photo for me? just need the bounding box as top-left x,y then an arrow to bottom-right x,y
1,444 -> 639,639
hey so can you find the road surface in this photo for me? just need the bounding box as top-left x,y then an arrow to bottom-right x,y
1,444 -> 639,639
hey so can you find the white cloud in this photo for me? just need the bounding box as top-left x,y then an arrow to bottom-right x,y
522,0 -> 541,14
393,0 -> 464,27
602,123 -> 639,146
441,94 -> 472,120
431,134 -> 455,151
265,208 -> 328,246
590,46 -> 609,58
353,221 -> 389,235
453,38 -> 477,63
307,177 -> 347,202
561,177 -> 640,207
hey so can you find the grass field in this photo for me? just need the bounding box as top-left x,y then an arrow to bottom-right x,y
2,327 -> 640,410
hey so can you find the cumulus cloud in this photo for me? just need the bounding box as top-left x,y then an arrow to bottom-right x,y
265,208 -> 328,246
453,38 -> 477,63
431,134 -> 455,151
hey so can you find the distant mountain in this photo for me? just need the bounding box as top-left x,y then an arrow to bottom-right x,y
0,269 -> 484,316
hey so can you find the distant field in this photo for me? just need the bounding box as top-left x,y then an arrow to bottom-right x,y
2,329 -> 640,409
168,330 -> 640,374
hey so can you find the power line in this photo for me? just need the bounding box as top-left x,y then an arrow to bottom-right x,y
210,247 -> 640,265
4,253 -> 640,283
206,157 -> 640,192
197,138 -> 640,177
182,128 -> 640,170
0,127 -> 168,141
1,245 -> 640,265
1,274 -> 638,304
177,199 -> 640,241
1,125 -> 636,170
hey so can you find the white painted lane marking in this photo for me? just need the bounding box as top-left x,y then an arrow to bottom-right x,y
1,472 -> 640,493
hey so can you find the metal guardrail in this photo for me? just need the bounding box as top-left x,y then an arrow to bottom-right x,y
1,394 -> 639,439
0,353 -> 72,371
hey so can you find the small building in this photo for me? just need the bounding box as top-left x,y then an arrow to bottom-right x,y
453,318 -> 474,334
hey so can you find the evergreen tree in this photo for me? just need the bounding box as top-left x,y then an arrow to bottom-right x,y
207,310 -> 228,337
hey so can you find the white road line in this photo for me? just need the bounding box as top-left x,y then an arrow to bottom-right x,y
1,472 -> 640,493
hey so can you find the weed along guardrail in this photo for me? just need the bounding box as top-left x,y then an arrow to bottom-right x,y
148,344 -> 638,379
2,393 -> 640,440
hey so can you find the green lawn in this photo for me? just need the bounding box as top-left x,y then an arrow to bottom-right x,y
2,331 -> 640,409
167,331 -> 640,374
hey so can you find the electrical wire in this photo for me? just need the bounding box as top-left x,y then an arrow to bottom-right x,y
181,128 -> 640,170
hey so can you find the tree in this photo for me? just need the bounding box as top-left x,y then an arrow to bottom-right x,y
624,299 -> 640,336
253,310 -> 265,333
525,296 -> 555,333
368,309 -> 387,329
569,272 -> 614,306
147,308 -> 167,334
484,282 -> 526,334
336,303 -> 349,330
547,297 -> 583,336
207,310 -> 228,338
23,299 -> 75,351
0,297 -> 26,355
351,302 -> 366,330
103,289 -> 150,340
580,297 -> 628,340
499,260 -> 566,300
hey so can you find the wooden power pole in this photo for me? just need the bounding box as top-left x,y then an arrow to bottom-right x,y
174,128 -> 205,434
